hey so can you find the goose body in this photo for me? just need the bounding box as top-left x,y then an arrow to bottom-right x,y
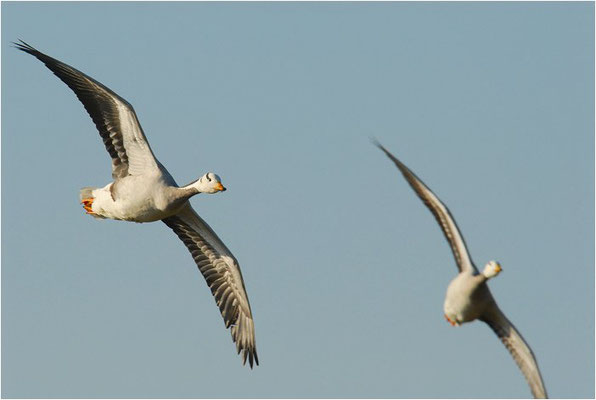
443,271 -> 494,325
376,142 -> 547,398
16,40 -> 258,367
83,169 -> 192,222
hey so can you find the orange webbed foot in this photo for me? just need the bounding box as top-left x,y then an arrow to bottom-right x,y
81,198 -> 95,214
444,314 -> 457,326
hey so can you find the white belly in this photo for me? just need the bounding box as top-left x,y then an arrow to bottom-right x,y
443,273 -> 477,324
90,176 -> 183,222
443,272 -> 494,325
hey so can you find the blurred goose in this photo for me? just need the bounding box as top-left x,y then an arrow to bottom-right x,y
375,142 -> 546,398
15,40 -> 258,368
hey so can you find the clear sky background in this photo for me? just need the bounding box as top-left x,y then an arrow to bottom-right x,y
2,2 -> 593,398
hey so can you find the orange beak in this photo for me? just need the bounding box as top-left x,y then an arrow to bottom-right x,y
216,183 -> 226,192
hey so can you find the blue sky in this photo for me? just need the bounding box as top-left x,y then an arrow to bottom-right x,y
2,2 -> 594,398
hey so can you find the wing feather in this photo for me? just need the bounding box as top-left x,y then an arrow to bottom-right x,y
14,40 -> 159,178
162,204 -> 258,368
481,307 -> 548,398
375,142 -> 476,273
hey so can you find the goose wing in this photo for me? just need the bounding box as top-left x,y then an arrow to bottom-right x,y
480,306 -> 548,398
376,142 -> 476,273
14,40 -> 159,179
162,204 -> 258,368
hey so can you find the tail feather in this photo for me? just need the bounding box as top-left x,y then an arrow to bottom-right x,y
79,186 -> 96,203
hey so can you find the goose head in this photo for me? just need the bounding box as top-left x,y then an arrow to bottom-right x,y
195,172 -> 226,194
482,260 -> 502,279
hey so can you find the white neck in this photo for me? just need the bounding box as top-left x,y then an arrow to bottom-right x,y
178,178 -> 208,199
188,179 -> 210,193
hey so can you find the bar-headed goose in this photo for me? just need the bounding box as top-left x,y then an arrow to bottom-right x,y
375,142 -> 546,398
15,40 -> 258,368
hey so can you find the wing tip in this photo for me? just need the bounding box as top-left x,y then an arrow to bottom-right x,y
371,138 -> 400,163
12,39 -> 38,54
230,319 -> 259,369
241,347 -> 259,369
370,136 -> 386,152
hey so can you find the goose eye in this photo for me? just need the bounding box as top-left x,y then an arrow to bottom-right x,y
206,175 -> 212,182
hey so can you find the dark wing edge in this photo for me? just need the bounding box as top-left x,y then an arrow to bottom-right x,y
374,140 -> 476,273
162,205 -> 258,368
13,39 -> 156,179
480,308 -> 548,399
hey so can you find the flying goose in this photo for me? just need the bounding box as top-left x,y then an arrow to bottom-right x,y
15,40 -> 258,368
375,142 -> 547,398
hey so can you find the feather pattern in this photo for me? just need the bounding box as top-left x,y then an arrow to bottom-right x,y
163,204 -> 258,368
375,142 -> 476,273
13,40 -> 159,179
481,308 -> 548,398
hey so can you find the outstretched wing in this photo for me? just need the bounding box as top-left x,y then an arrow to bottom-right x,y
375,141 -> 476,273
162,204 -> 258,368
481,307 -> 548,398
14,40 -> 159,179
